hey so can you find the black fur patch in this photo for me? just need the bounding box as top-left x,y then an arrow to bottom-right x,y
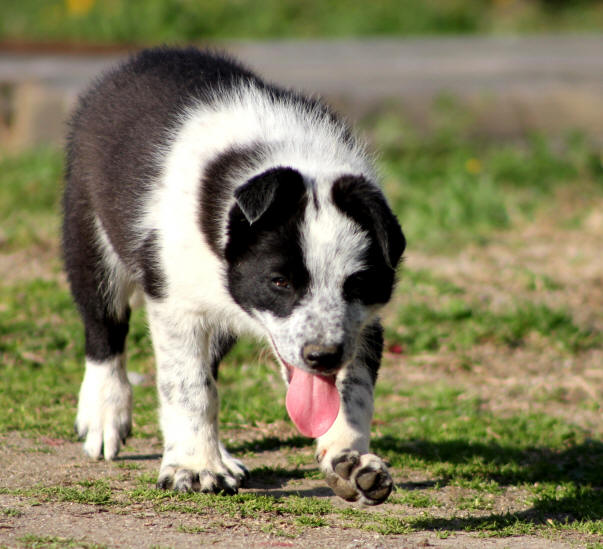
200,144 -> 267,257
234,167 -> 303,224
225,168 -> 310,318
66,47 -> 262,270
62,181 -> 130,361
209,330 -> 238,380
83,312 -> 131,360
357,321 -> 384,384
139,231 -> 166,299
332,175 -> 405,305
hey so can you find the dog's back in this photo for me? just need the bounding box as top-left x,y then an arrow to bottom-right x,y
65,48 -> 258,281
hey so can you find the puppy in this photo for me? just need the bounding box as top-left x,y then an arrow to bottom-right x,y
63,47 -> 405,505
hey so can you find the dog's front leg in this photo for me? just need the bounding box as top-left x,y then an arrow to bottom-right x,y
146,302 -> 247,494
315,323 -> 393,505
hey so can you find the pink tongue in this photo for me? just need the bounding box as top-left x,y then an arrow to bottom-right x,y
285,366 -> 340,438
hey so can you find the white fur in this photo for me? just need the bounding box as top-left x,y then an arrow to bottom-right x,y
146,86 -> 383,497
75,355 -> 132,460
77,80 -> 393,501
93,216 -> 136,319
142,84 -> 375,325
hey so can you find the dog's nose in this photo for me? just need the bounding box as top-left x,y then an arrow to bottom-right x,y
302,343 -> 344,372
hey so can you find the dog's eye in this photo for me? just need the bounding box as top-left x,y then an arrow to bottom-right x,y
271,276 -> 291,290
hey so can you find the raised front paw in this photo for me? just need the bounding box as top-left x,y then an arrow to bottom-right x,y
322,449 -> 393,505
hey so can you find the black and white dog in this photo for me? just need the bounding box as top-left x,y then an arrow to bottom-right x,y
63,47 -> 405,505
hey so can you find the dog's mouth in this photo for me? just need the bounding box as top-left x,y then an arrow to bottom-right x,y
272,345 -> 341,439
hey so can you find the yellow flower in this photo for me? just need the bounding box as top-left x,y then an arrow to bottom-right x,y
66,0 -> 95,16
465,158 -> 482,175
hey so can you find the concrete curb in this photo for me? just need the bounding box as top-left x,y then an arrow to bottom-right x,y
1,36 -> 602,149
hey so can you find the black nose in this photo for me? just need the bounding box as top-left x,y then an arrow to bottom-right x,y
302,343 -> 344,372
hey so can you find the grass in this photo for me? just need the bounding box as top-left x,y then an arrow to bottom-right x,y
17,535 -> 107,549
1,0 -> 602,44
37,480 -> 113,506
373,119 -> 603,251
0,148 -> 63,251
1,508 -> 23,518
386,298 -> 600,355
0,127 -> 602,545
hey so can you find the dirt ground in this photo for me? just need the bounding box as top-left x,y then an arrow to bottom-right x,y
0,433 -> 581,549
1,202 -> 601,548
394,204 -> 603,434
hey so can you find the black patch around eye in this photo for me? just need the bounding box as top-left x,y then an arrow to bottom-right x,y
225,183 -> 310,317
343,268 -> 395,305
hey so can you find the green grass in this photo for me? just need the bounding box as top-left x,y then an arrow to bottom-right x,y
374,121 -> 603,250
0,279 -> 82,436
386,298 -> 600,355
389,490 -> 441,508
37,480 -> 113,505
1,507 -> 23,518
17,534 -> 107,549
0,148 -> 63,250
1,133 -> 601,543
1,0 -> 602,44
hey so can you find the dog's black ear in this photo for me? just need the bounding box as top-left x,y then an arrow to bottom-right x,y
332,175 -> 405,269
234,167 -> 304,224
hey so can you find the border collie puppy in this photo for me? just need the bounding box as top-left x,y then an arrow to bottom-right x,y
63,47 -> 405,505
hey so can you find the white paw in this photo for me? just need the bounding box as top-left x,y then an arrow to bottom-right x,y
320,449 -> 393,505
75,357 -> 132,461
156,452 -> 248,495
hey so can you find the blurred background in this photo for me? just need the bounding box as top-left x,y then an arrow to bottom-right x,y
1,0 -> 603,150
1,3 -> 602,542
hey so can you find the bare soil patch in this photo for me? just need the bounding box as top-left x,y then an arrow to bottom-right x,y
0,244 -> 64,286
0,433 -> 579,549
388,202 -> 603,434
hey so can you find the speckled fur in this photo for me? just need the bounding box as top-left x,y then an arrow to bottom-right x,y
63,47 -> 404,503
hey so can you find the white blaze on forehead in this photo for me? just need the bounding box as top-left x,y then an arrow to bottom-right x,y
302,195 -> 369,291
254,192 -> 371,368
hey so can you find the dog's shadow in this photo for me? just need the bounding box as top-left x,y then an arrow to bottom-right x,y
373,434 -> 603,525
116,453 -> 162,461
238,434 -> 603,523
247,486 -> 334,499
372,435 -> 603,487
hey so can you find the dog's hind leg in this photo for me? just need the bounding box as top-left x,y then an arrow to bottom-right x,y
315,321 -> 394,505
63,184 -> 133,461
147,304 -> 247,494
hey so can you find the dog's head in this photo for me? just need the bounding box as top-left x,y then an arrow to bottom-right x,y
224,166 -> 404,436
225,166 -> 405,375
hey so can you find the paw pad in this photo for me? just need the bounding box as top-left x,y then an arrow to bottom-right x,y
324,450 -> 393,505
